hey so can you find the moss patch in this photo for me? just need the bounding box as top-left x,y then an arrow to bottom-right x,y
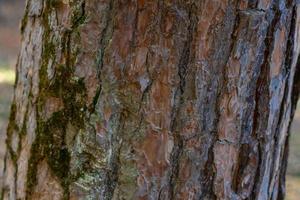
25,0 -> 88,199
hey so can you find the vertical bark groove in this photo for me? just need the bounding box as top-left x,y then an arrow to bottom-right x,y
167,3 -> 198,199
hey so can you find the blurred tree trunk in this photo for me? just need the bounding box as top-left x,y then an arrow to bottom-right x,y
1,0 -> 300,199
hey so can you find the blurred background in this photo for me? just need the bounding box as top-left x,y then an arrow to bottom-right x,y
0,1 -> 299,199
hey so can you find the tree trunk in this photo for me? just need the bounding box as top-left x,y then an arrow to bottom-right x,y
1,0 -> 300,199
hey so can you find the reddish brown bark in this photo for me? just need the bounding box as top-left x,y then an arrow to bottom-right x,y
1,0 -> 300,200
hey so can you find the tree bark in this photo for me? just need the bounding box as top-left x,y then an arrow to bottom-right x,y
1,0 -> 300,199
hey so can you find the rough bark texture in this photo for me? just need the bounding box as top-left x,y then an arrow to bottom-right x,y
1,0 -> 300,199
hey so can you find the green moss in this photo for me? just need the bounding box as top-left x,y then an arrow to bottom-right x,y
71,1 -> 87,29
27,111 -> 77,198
48,0 -> 61,8
40,111 -> 71,198
26,140 -> 42,196
5,103 -> 19,165
0,188 -> 3,200
25,1 -> 89,198
6,103 -> 18,134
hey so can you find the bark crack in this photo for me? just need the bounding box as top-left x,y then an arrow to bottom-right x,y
250,2 -> 282,198
167,3 -> 198,199
90,0 -> 116,113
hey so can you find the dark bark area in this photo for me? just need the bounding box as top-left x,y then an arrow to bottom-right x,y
1,0 -> 300,200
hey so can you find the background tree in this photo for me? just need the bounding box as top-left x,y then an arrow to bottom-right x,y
1,0 -> 300,199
